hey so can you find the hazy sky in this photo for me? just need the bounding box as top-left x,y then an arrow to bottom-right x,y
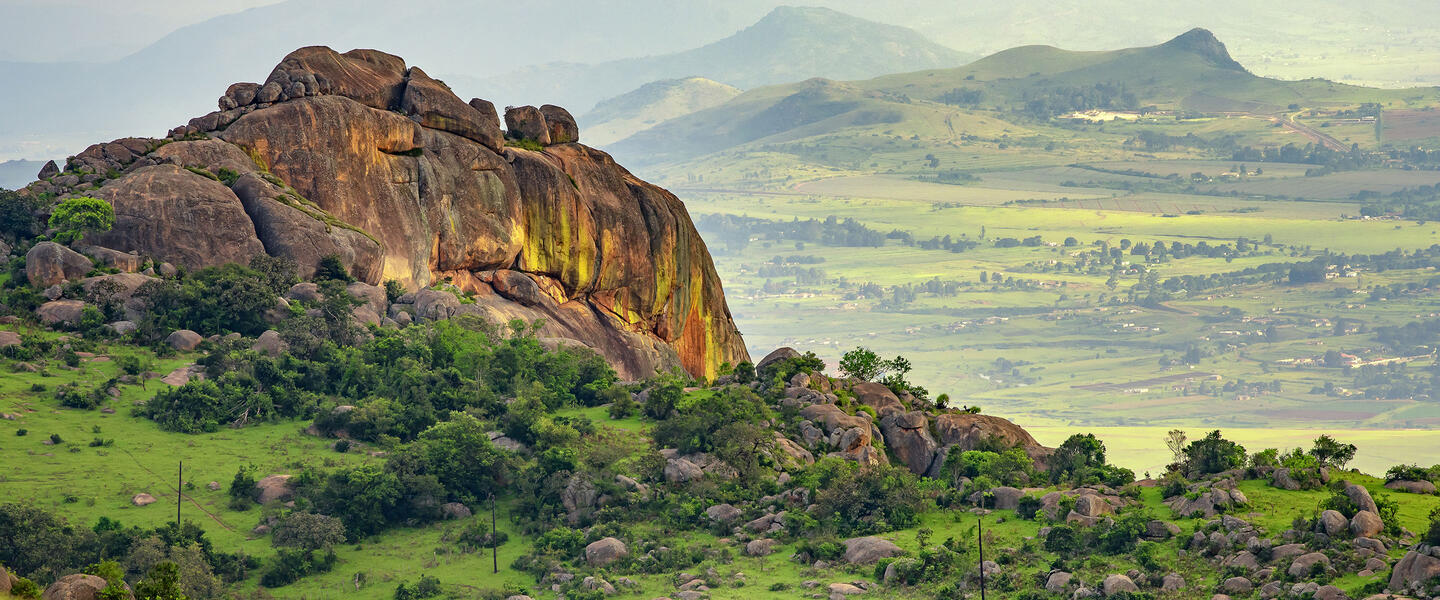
0,0 -> 285,61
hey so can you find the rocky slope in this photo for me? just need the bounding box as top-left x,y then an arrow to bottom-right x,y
16,46 -> 748,379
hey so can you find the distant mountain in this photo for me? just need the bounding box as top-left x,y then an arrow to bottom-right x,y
0,160 -> 45,191
581,78 -> 742,146
0,0 -> 782,161
609,28 -> 1389,167
466,6 -> 973,115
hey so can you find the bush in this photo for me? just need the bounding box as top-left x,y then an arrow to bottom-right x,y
642,377 -> 683,419
314,254 -> 354,283
814,462 -> 923,534
10,576 -> 41,599
258,549 -> 336,587
1424,506 -> 1440,545
55,383 -> 101,409
272,512 -> 347,551
394,575 -> 442,600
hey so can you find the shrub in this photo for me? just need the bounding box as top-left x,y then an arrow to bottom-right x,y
272,512 -> 347,551
1385,463 -> 1439,483
642,377 -> 683,419
314,254 -> 354,283
814,462 -> 923,534
55,383 -> 101,409
1424,506 -> 1440,545
1016,495 -> 1042,520
10,576 -> 41,599
258,549 -> 335,587
394,575 -> 442,600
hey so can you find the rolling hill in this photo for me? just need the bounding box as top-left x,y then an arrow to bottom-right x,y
463,6 -> 973,116
581,77 -> 743,146
609,28 -> 1427,169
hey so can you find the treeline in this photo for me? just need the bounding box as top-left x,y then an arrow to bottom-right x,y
695,214 -> 891,253
1017,82 -> 1139,119
1229,142 -> 1378,170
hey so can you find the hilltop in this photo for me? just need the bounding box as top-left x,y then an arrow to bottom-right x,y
465,6 -> 973,116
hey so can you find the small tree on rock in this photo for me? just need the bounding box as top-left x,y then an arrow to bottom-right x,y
48,196 -> 114,245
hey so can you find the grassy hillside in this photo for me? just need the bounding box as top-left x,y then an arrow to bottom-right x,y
581,78 -> 742,146
2,316 -> 1439,600
611,29 -> 1440,169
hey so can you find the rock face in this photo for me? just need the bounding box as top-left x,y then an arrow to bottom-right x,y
17,46 -> 747,380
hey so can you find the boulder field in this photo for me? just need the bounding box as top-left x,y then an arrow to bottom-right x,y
17,46 -> 747,379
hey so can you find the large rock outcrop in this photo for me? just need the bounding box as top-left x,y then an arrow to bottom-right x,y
16,46 -> 747,379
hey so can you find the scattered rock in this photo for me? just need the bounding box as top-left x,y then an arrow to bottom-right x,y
1161,573 -> 1186,592
131,493 -> 157,506
1350,510 -> 1383,538
1287,552 -> 1331,579
539,104 -> 578,144
41,574 -> 116,600
1385,479 -> 1437,494
251,330 -> 288,356
705,503 -> 742,523
166,329 -> 203,351
1102,574 -> 1139,595
1221,577 -> 1253,595
441,502 -> 471,520
841,536 -> 903,564
584,537 -> 628,567
1317,510 -> 1349,537
254,474 -> 295,504
1046,571 -> 1072,593
37,300 -> 86,326
26,241 -> 93,288
1389,551 -> 1440,593
745,538 -> 778,557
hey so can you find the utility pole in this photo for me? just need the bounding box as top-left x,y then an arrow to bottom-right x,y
490,493 -> 498,574
176,461 -> 183,528
977,515 -> 986,600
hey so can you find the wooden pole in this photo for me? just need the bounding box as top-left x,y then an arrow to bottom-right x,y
977,515 -> 986,600
176,461 -> 182,528
490,493 -> 498,574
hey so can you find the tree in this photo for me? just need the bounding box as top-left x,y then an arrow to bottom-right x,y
0,188 -> 45,242
1049,433 -> 1107,483
85,560 -> 131,600
134,562 -> 187,600
839,347 -> 884,381
1308,434 -> 1357,469
272,512 -> 347,551
47,196 -> 114,245
407,412 -> 515,504
1164,430 -> 1188,464
1182,430 -> 1247,475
